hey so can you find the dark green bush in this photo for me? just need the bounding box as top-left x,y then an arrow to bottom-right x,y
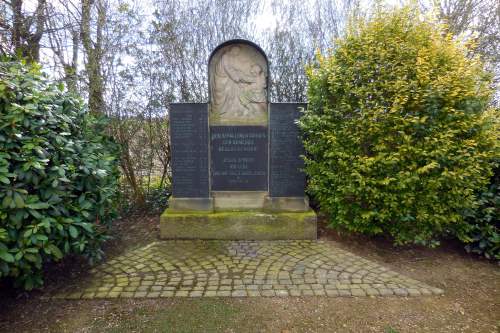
143,181 -> 170,214
0,60 -> 120,289
299,7 -> 499,246
118,178 -> 171,215
462,164 -> 499,259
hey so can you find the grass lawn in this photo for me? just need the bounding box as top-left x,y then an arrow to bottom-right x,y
0,214 -> 498,333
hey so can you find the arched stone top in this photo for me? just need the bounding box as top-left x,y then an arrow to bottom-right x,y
208,39 -> 269,69
209,40 -> 269,125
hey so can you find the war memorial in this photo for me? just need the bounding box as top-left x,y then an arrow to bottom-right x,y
160,39 -> 317,240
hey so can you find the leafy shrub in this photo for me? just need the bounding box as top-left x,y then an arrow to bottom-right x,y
118,177 -> 170,215
143,179 -> 170,214
300,7 -> 498,246
0,60 -> 120,289
462,163 -> 499,259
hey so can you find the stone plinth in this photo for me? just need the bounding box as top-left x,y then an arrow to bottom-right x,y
160,210 -> 317,240
168,197 -> 214,212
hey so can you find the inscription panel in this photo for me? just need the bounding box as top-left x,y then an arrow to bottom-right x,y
170,103 -> 209,197
211,126 -> 268,191
270,103 -> 306,197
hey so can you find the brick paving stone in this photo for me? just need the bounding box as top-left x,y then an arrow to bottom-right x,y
204,290 -> 217,297
247,290 -> 261,297
365,288 -> 380,296
407,289 -> 422,296
107,291 -> 121,298
275,290 -> 289,297
326,289 -> 339,297
302,290 -> 315,296
419,288 -> 432,296
216,291 -> 231,297
313,289 -> 326,296
120,291 -> 134,298
351,289 -> 367,297
261,290 -> 276,297
232,290 -> 247,297
431,288 -> 444,295
338,290 -> 352,297
53,240 -> 443,299
66,292 -> 83,299
160,291 -> 174,297
81,292 -> 95,299
189,291 -> 203,297
378,288 -> 394,296
394,288 -> 409,296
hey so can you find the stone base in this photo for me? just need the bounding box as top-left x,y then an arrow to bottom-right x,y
160,209 -> 317,240
212,191 -> 266,210
264,197 -> 310,212
168,197 -> 214,212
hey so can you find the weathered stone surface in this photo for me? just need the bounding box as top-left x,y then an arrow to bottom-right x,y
168,197 -> 214,212
269,103 -> 307,197
263,196 -> 310,212
160,210 -> 317,240
167,40 -> 316,239
170,103 -> 209,198
212,191 -> 267,211
53,240 -> 443,299
210,126 -> 268,191
209,43 -> 268,126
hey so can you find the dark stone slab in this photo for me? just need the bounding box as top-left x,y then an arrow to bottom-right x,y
269,103 -> 306,197
210,126 -> 268,191
170,103 -> 209,197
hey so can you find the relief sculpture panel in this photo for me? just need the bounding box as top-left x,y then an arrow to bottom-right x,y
209,43 -> 268,125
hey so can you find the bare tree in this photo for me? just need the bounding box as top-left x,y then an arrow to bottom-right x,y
264,0 -> 359,102
81,0 -> 106,114
45,0 -> 81,93
0,0 -> 47,61
433,0 -> 500,66
426,0 -> 499,104
151,0 -> 260,102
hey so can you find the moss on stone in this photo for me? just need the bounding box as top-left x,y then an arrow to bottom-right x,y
160,209 -> 317,240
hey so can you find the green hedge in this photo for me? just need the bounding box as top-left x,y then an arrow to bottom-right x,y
463,163 -> 499,259
299,7 -> 499,246
0,60 -> 120,289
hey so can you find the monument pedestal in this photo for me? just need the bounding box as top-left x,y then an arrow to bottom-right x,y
168,197 -> 214,212
264,196 -> 311,212
161,194 -> 317,240
212,191 -> 267,210
160,208 -> 317,240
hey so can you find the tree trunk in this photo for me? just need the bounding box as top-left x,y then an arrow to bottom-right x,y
10,0 -> 46,62
81,0 -> 105,114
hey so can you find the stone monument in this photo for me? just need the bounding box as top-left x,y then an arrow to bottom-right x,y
160,39 -> 317,240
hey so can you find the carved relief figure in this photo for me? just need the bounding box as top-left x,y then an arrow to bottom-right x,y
210,44 -> 268,124
240,64 -> 266,116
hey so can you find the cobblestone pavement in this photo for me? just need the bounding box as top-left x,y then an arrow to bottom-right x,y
54,240 -> 443,299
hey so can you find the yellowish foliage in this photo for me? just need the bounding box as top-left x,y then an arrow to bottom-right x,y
300,6 -> 499,245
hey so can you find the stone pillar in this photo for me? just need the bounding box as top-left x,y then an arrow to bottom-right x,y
265,103 -> 310,212
208,42 -> 269,210
168,103 -> 213,212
